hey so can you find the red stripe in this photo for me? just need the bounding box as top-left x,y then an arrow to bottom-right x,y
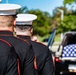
34,56 -> 38,70
0,39 -> 11,47
0,34 -> 13,36
16,37 -> 30,45
17,59 -> 20,75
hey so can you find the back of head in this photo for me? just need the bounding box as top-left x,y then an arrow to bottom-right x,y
0,4 -> 21,27
0,15 -> 15,27
16,14 -> 37,36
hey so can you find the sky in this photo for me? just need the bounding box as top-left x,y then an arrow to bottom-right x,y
0,0 -> 64,15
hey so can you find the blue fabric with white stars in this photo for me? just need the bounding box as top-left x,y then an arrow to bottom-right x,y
62,44 -> 76,57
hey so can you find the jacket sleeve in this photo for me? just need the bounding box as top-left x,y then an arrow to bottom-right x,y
23,45 -> 37,75
42,49 -> 55,75
6,47 -> 18,75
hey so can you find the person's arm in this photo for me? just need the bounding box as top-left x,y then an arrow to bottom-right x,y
42,48 -> 55,75
23,45 -> 36,75
6,47 -> 18,75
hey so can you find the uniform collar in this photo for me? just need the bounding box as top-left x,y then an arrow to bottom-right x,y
17,35 -> 31,40
0,30 -> 13,36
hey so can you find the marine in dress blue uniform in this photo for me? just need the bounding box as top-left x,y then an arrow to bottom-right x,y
15,14 -> 55,75
0,4 -> 36,75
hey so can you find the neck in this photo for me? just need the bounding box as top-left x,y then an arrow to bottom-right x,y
0,26 -> 14,32
16,32 -> 31,37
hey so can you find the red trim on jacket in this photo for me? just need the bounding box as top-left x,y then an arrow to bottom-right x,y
34,56 -> 38,70
16,37 -> 30,45
0,39 -> 12,47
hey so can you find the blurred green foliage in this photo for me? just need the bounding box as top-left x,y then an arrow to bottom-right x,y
57,14 -> 76,34
63,0 -> 76,5
16,0 -> 76,39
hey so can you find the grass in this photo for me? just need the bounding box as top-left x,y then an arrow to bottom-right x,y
54,34 -> 61,42
38,34 -> 61,42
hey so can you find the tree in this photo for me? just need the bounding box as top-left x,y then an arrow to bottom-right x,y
57,14 -> 76,34
52,5 -> 76,34
63,0 -> 75,5
63,0 -> 76,11
16,6 -> 28,14
26,9 -> 52,36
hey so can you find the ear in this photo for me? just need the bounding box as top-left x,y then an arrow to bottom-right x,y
30,28 -> 33,35
13,19 -> 16,26
14,26 -> 16,32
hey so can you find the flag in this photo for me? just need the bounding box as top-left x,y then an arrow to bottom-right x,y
62,44 -> 76,57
